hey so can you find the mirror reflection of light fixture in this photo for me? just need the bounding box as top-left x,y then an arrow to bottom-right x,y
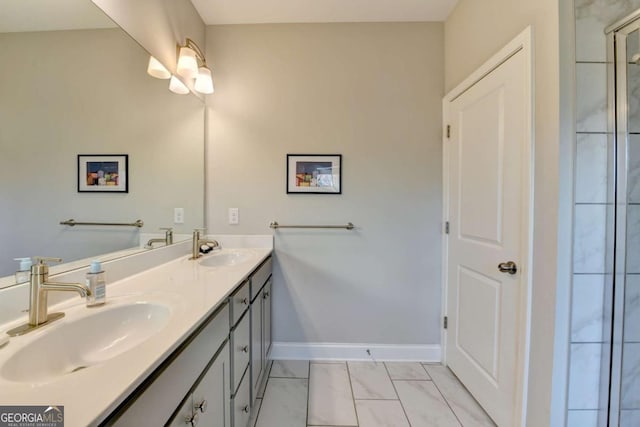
169,75 -> 189,94
147,56 -> 171,79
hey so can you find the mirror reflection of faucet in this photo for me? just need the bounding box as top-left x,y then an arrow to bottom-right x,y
145,227 -> 174,249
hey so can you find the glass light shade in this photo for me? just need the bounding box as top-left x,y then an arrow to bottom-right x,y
169,75 -> 189,94
146,56 -> 171,79
194,67 -> 214,94
176,46 -> 198,79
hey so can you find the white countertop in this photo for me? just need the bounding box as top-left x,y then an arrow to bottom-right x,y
0,246 -> 272,426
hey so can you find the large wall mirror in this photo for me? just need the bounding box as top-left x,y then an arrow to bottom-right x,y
0,0 -> 205,287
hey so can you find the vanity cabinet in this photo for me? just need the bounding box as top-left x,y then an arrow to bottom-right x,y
104,255 -> 272,427
109,304 -> 230,427
168,342 -> 230,427
250,259 -> 273,407
230,279 -> 253,427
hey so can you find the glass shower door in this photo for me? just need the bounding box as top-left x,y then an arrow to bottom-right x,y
606,18 -> 640,427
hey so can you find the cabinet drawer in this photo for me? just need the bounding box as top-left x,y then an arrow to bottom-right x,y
113,304 -> 229,426
232,373 -> 251,427
230,280 -> 250,327
250,257 -> 272,301
231,311 -> 250,394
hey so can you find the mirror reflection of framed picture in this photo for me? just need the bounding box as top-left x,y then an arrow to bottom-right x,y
286,154 -> 341,194
78,154 -> 128,193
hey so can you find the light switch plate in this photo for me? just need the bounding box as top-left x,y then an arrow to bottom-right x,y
228,208 -> 239,225
174,208 -> 184,224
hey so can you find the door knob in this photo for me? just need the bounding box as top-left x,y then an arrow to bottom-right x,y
498,261 -> 517,275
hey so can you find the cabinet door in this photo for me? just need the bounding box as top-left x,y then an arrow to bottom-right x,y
251,288 -> 263,405
262,279 -> 272,364
232,373 -> 251,427
168,395 -> 195,427
193,342 -> 230,427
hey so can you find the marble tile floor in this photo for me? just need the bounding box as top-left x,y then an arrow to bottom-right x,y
251,360 -> 495,427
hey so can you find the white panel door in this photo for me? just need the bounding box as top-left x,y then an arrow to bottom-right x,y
445,45 -> 529,427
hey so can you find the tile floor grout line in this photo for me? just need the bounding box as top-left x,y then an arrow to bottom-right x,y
385,363 -> 414,427
345,361 -> 361,427
382,362 -> 401,399
426,369 -> 466,427
445,367 -> 495,425
419,361 -> 433,381
269,375 -> 309,379
352,398 -> 402,401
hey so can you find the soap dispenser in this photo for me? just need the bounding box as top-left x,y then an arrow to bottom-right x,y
14,257 -> 32,284
86,261 -> 106,307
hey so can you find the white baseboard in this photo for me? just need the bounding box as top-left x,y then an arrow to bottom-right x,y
270,342 -> 441,362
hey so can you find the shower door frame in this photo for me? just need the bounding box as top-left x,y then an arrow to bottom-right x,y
604,12 -> 640,427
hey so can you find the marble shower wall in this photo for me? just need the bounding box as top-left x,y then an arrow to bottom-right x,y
570,1 -> 640,426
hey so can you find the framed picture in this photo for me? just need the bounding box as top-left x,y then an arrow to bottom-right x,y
78,154 -> 128,193
287,154 -> 341,194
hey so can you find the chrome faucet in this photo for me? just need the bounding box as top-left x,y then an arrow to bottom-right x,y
190,229 -> 220,260
7,257 -> 92,337
145,227 -> 174,248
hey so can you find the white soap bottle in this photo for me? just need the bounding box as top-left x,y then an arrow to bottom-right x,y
14,257 -> 32,284
86,260 -> 106,307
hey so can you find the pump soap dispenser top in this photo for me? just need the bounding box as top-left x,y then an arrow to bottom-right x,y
86,260 -> 106,307
14,258 -> 32,284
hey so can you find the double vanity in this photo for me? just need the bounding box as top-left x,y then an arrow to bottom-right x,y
0,237 -> 273,427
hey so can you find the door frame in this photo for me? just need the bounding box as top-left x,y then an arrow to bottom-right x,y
441,26 -> 534,427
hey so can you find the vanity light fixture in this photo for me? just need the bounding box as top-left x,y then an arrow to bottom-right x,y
176,38 -> 214,94
146,38 -> 214,95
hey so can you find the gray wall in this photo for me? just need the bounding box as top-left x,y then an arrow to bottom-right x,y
0,28 -> 204,277
445,0 -> 562,425
205,23 -> 444,346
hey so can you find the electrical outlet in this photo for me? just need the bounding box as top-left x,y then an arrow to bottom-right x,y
174,208 -> 184,224
228,208 -> 239,225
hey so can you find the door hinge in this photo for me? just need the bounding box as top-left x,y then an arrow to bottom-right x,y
445,221 -> 450,234
443,316 -> 448,329
446,125 -> 451,139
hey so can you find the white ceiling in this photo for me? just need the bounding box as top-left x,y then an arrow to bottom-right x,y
191,0 -> 459,25
0,0 -> 115,33
0,0 -> 457,34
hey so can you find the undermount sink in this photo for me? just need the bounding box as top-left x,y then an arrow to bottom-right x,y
199,251 -> 251,267
1,302 -> 171,384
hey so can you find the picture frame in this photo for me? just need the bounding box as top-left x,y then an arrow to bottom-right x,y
77,154 -> 128,193
287,154 -> 342,194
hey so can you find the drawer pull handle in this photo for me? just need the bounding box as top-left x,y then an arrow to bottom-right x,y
241,345 -> 249,353
242,405 -> 250,413
239,297 -> 248,305
186,412 -> 199,426
263,292 -> 269,298
195,399 -> 208,413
